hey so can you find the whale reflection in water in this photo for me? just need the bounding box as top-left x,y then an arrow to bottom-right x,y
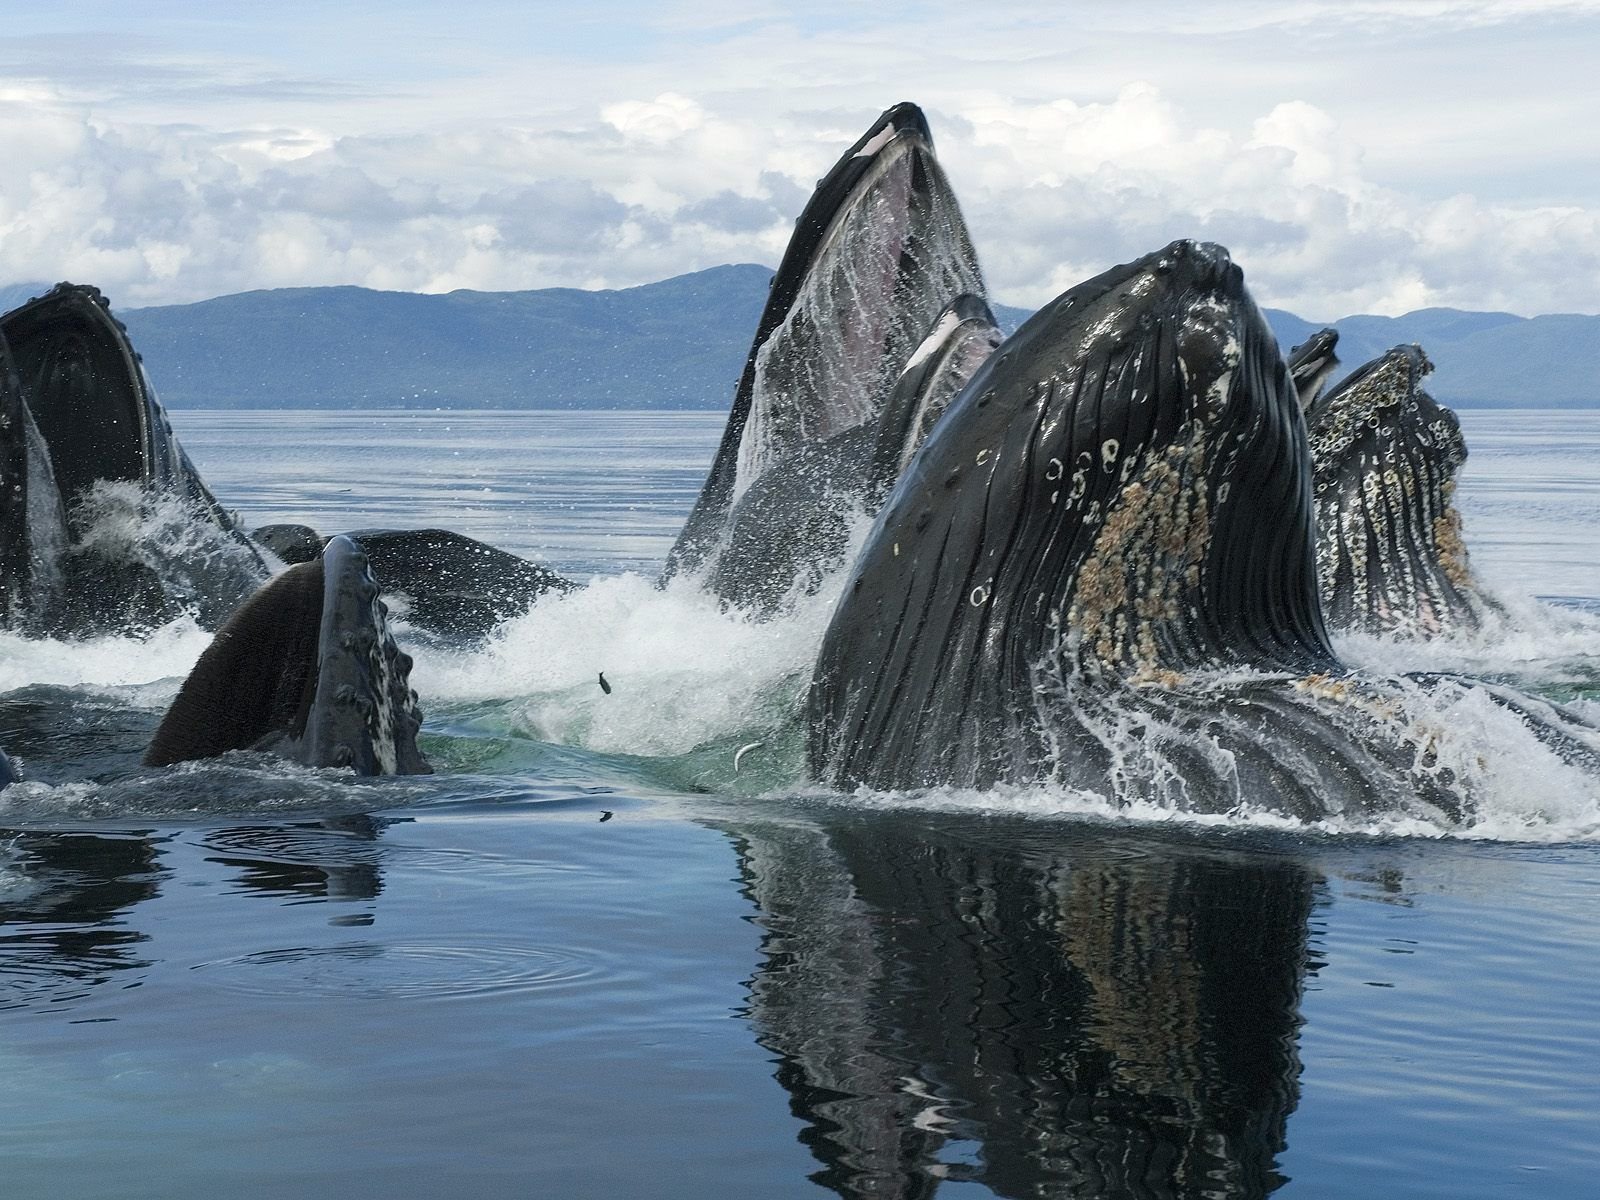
727,810 -> 1316,1199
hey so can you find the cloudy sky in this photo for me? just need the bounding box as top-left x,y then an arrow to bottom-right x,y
2,1 -> 1597,317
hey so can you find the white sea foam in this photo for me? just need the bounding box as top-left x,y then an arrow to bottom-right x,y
69,482 -> 271,629
780,661 -> 1600,845
0,620 -> 212,699
414,570 -> 842,758
1334,588 -> 1600,685
814,748 -> 1600,845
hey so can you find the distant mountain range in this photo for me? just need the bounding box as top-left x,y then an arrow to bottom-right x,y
2,266 -> 1596,407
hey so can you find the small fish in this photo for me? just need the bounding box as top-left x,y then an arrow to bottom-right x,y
733,741 -> 764,774
599,810 -> 614,823
598,672 -> 612,695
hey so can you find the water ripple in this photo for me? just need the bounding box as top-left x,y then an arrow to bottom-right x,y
189,937 -> 602,1002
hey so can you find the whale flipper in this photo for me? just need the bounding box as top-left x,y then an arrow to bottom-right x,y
664,102 -> 986,610
0,284 -> 270,635
144,536 -> 429,774
1307,344 -> 1496,638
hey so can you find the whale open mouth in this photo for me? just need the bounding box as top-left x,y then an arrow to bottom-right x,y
663,103 -> 986,610
809,239 -> 1336,793
0,284 -> 268,635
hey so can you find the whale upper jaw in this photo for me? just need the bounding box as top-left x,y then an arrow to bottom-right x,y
292,536 -> 430,775
1288,327 -> 1341,410
882,238 -> 1331,675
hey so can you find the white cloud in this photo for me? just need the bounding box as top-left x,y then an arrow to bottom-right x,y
1,10 -> 1598,318
602,92 -> 706,143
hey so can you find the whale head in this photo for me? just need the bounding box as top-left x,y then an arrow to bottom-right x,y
0,284 -> 268,634
809,240 -> 1335,789
144,535 -> 429,775
664,102 -> 985,609
1306,344 -> 1486,637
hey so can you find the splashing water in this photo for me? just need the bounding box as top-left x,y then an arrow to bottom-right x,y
416,570 -> 843,761
67,482 -> 271,629
8,545 -> 1600,841
0,619 -> 214,696
1335,587 -> 1600,690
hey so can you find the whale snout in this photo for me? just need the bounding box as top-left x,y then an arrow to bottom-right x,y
1152,240 -> 1241,291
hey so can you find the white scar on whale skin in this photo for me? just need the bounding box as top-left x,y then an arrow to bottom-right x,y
852,124 -> 897,159
902,309 -> 963,371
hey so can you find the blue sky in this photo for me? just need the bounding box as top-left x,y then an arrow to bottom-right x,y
2,1 -> 1597,316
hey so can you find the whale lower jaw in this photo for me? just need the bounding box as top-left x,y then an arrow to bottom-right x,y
144,535 -> 429,776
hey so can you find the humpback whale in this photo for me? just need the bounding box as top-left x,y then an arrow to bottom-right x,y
807,240 -> 1600,819
664,102 -> 988,613
0,284 -> 270,635
145,535 -> 429,774
1307,344 -> 1497,638
0,285 -> 566,643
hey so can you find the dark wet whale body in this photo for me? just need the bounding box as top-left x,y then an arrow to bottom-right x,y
807,240 -> 1600,820
145,536 -> 429,774
1307,344 -> 1497,638
664,102 -> 992,613
0,284 -> 270,635
255,524 -> 572,641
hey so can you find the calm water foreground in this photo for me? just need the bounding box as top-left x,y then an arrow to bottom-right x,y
0,409 -> 1596,1198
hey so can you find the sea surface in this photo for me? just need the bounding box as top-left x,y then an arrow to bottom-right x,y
1,408 -> 1597,1198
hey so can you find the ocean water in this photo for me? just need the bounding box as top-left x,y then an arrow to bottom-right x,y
0,407 -> 1597,1198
